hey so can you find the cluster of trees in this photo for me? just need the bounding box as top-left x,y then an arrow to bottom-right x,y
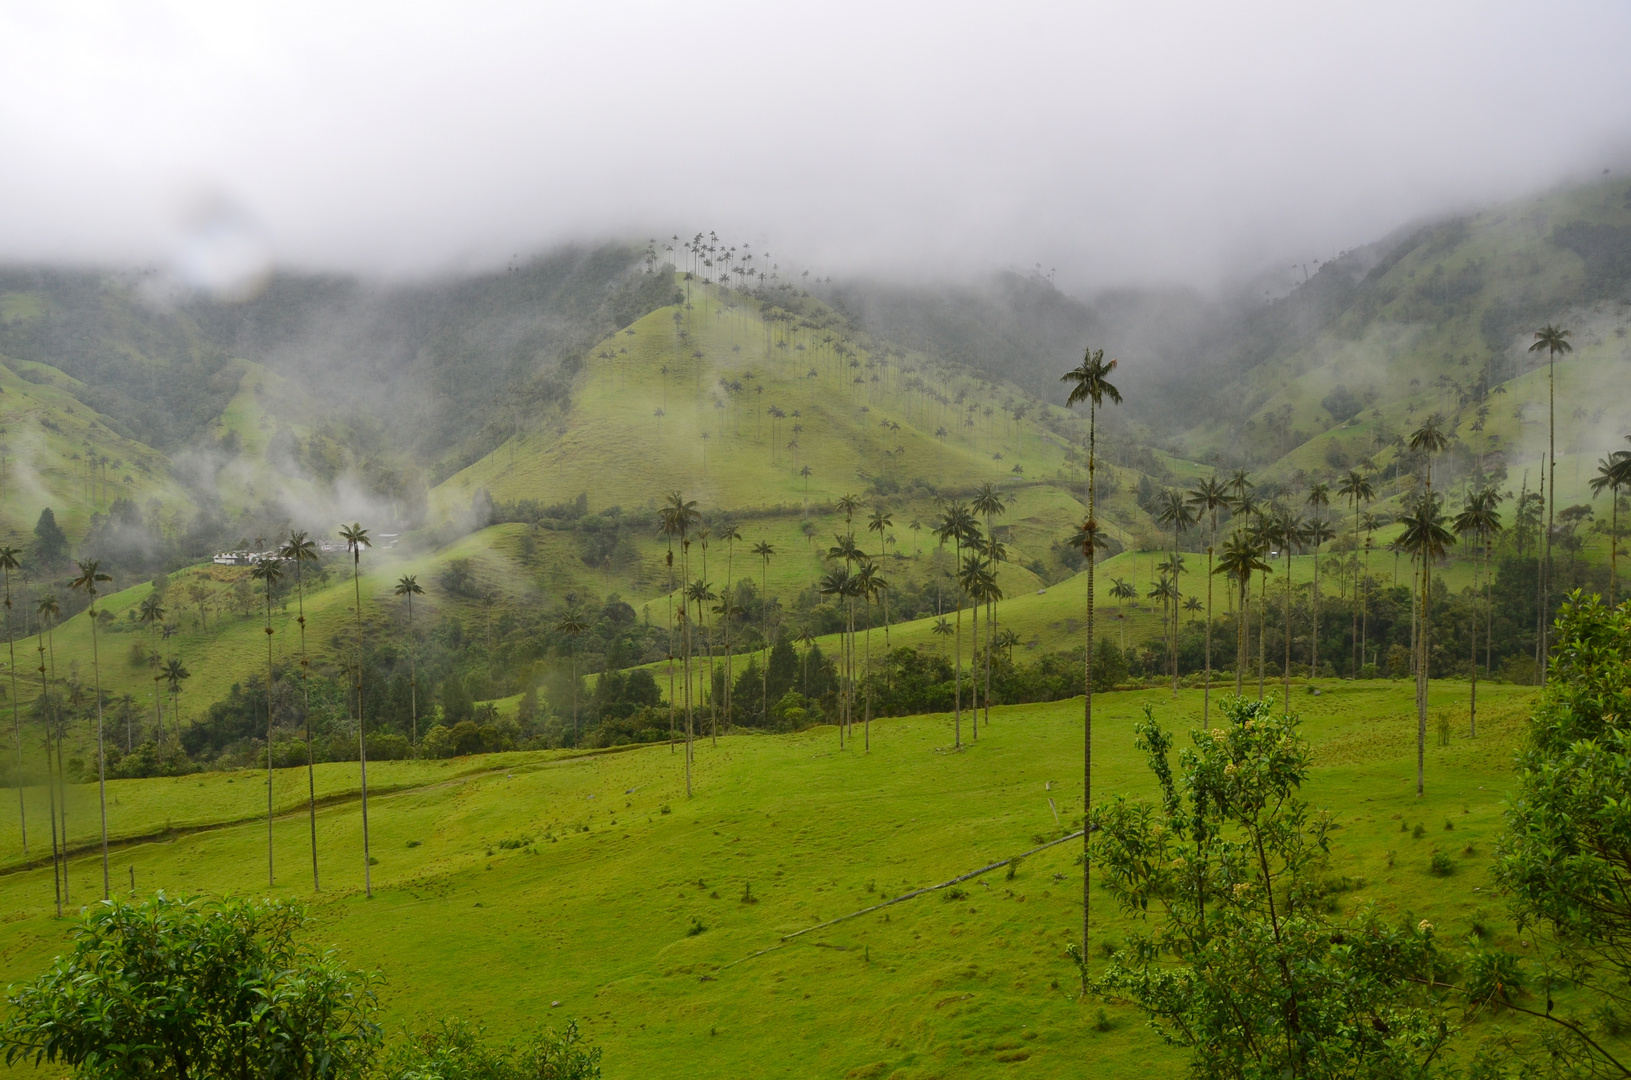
1088,594 -> 1631,1079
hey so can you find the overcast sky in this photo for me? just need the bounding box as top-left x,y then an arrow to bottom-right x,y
2,1 -> 1629,293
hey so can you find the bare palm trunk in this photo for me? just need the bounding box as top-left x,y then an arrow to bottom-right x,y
863,611 -> 872,751
1542,356 -> 1554,685
353,562 -> 371,899
1283,555 -> 1292,709
1311,543 -> 1320,678
4,579 -> 23,856
1257,572 -> 1267,701
297,565 -> 317,892
90,612 -> 108,899
1082,400 -> 1098,986
970,598 -> 979,741
265,591 -> 276,888
1416,554 -> 1429,797
1469,556 -> 1478,738
1203,540 -> 1214,721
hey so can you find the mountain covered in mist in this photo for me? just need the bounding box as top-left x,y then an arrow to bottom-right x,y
1,175 -> 1628,564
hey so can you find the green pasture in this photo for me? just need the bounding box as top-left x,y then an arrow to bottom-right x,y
0,679 -> 1553,1078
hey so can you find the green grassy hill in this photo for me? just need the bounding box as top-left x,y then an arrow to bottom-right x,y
0,680 -> 1559,1079
0,355 -> 193,539
1183,178 -> 1631,489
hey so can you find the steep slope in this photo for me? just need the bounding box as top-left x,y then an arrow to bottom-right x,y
1183,176 -> 1631,483
0,355 -> 194,540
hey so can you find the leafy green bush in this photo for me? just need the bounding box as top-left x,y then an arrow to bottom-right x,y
380,1017 -> 601,1080
1088,698 -> 1451,1078
0,894 -> 381,1078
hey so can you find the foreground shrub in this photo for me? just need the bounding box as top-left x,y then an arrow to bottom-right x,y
380,1018 -> 601,1080
0,893 -> 382,1079
1087,697 -> 1452,1079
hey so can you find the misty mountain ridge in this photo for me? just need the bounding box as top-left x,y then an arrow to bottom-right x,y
0,175 -> 1627,562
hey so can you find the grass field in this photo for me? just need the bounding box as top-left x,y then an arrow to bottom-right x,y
0,679 -> 1560,1078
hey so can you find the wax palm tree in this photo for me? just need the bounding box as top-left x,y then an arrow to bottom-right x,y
1397,494 -> 1456,796
866,508 -> 894,652
1336,470 -> 1375,676
752,540 -> 775,724
1452,490 -> 1502,737
556,609 -> 590,743
1108,577 -> 1137,653
250,556 -> 283,887
660,493 -> 701,793
1360,511 -> 1380,670
685,578 -> 718,745
136,593 -> 165,749
855,560 -> 887,751
36,593 -> 65,908
0,546 -> 24,855
338,523 -> 374,898
1214,531 -> 1269,696
1186,477 -> 1229,719
719,523 -> 743,732
1589,450 -> 1631,605
970,485 -> 1007,723
976,534 -> 1007,730
1155,490 -> 1196,695
817,567 -> 852,747
277,531 -> 320,890
957,553 -> 993,740
1225,469 -> 1254,504
1305,482 -> 1331,677
162,658 -> 189,728
932,503 -> 977,749
1528,324 -> 1571,683
384,575 -> 423,752
836,493 -> 860,537
1060,344 -> 1122,977
69,559 -> 112,898
1407,416 -> 1451,727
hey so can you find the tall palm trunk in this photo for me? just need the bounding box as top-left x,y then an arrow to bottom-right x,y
264,586 -> 276,888
1469,547 -> 1479,739
406,593 -> 418,750
1542,355 -> 1554,685
1283,553 -> 1292,709
1257,570 -> 1268,701
38,631 -> 61,916
89,609 -> 108,898
1081,402 -> 1099,983
1352,505 -> 1361,676
953,535 -> 963,750
1203,531 -> 1215,720
1416,552 -> 1429,796
1235,575 -> 1247,696
682,545 -> 693,796
3,573 -> 22,856
352,559 -> 371,899
1310,541 -> 1321,678
296,564 -> 317,892
45,626 -> 67,904
863,604 -> 872,751
1361,542 -> 1371,672
969,595 -> 979,741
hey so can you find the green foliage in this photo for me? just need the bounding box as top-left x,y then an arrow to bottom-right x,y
381,1017 -> 600,1080
0,893 -> 381,1079
1089,697 -> 1451,1079
33,507 -> 68,566
1493,592 -> 1631,1071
